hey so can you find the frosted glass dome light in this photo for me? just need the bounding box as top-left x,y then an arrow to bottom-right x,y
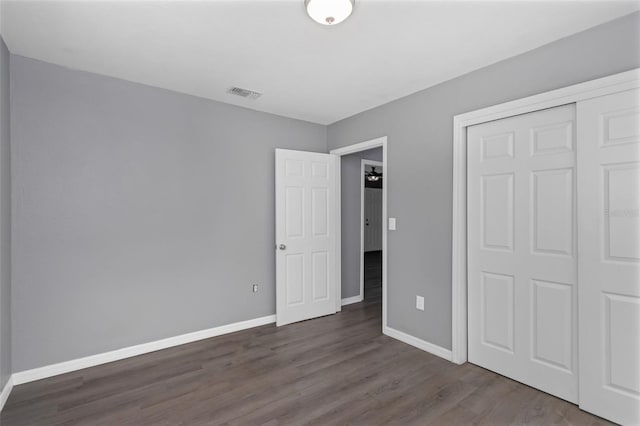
305,0 -> 354,26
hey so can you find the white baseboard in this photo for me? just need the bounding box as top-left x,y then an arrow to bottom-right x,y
12,315 -> 276,386
341,295 -> 363,306
0,375 -> 13,412
383,326 -> 453,362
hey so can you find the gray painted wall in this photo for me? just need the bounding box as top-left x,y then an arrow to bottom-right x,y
6,11 -> 640,373
341,147 -> 382,299
328,12 -> 640,349
0,36 -> 11,390
10,55 -> 326,371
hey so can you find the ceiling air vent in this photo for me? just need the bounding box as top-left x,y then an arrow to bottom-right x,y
228,87 -> 262,100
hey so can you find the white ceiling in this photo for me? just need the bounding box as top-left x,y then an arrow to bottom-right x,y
1,0 -> 638,124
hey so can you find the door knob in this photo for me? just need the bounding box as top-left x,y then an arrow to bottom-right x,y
279,244 -> 286,250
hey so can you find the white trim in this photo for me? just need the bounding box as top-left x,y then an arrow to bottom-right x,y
0,375 -> 13,412
383,326 -> 453,362
330,136 -> 387,156
341,295 -> 364,306
330,136 -> 388,332
451,68 -> 640,365
454,68 -> 640,129
335,156 -> 342,313
361,159 -> 383,301
12,315 -> 276,385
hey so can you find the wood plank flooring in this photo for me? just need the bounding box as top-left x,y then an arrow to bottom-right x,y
1,254 -> 611,425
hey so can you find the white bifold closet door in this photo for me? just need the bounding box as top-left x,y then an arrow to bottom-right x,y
468,104 -> 579,403
468,91 -> 640,423
577,89 -> 639,426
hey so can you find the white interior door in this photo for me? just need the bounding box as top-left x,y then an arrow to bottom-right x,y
275,149 -> 338,327
577,89 -> 640,425
364,188 -> 383,252
468,104 -> 578,403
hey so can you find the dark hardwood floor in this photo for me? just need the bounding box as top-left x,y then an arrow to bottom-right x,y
364,250 -> 382,304
2,254 -> 610,425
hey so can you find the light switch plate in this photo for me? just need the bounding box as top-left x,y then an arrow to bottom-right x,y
416,296 -> 424,311
389,217 -> 396,230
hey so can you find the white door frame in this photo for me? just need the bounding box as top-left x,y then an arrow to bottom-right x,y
450,68 -> 640,365
360,159 -> 384,301
330,137 -> 388,330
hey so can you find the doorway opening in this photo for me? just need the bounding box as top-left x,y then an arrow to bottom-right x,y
330,136 -> 388,331
361,160 -> 383,306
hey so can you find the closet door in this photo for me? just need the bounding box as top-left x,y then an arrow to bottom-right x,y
467,104 -> 578,403
577,88 -> 640,426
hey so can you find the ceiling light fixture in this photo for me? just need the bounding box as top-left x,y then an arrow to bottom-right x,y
305,0 -> 354,26
366,167 -> 382,182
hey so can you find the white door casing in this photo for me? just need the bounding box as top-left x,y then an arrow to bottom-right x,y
467,104 -> 578,403
577,89 -> 640,425
364,187 -> 383,252
330,136 -> 388,329
275,149 -> 338,327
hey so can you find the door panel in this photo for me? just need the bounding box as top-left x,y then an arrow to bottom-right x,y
311,188 -> 328,236
604,293 -> 639,395
276,149 -> 338,326
577,89 -> 640,425
605,163 -> 640,261
531,121 -> 573,155
468,104 -> 578,403
481,272 -> 515,353
312,251 -> 329,301
285,187 -> 303,238
531,279 -> 573,372
481,173 -> 514,251
532,168 -> 573,256
364,187 -> 383,252
285,254 -> 304,305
